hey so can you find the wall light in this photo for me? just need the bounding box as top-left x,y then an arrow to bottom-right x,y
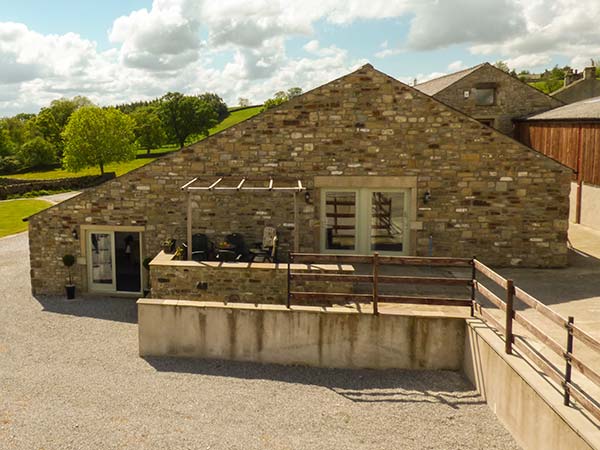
72,228 -> 78,240
304,191 -> 312,204
423,191 -> 431,204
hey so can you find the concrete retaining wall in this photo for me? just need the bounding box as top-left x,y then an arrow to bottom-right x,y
137,299 -> 466,370
570,181 -> 600,231
463,319 -> 599,450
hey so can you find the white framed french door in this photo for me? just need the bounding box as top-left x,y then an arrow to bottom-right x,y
87,230 -> 143,294
321,188 -> 411,255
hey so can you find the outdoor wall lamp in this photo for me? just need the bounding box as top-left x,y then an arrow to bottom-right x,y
72,228 -> 78,240
423,190 -> 431,204
304,191 -> 312,204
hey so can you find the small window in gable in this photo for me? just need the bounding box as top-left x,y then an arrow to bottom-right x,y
474,88 -> 495,105
473,82 -> 497,106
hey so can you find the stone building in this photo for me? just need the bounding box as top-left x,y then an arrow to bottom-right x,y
551,66 -> 600,104
415,63 -> 563,136
28,64 -> 571,296
515,96 -> 600,231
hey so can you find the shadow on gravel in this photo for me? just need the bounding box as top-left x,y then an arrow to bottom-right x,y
143,356 -> 484,408
33,295 -> 138,323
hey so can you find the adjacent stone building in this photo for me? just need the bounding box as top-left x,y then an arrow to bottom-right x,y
415,63 -> 563,136
551,66 -> 600,104
29,64 -> 571,296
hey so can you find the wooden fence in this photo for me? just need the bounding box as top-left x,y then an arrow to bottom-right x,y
472,259 -> 600,422
287,253 -> 473,314
285,252 -> 600,422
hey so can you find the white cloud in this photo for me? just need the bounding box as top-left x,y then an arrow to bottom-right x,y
470,0 -> 600,70
504,54 -> 552,70
447,60 -> 465,71
407,0 -> 526,50
4,0 -> 600,116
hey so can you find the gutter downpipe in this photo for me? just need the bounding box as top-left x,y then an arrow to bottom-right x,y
576,125 -> 583,224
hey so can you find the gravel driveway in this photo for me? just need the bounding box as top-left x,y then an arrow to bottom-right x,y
0,232 -> 520,449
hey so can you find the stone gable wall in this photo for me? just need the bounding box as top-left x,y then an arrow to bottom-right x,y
29,65 -> 572,295
432,64 -> 563,136
552,78 -> 600,104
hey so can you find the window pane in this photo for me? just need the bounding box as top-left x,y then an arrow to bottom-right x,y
371,192 -> 405,252
474,88 -> 495,105
325,191 -> 356,250
91,233 -> 113,284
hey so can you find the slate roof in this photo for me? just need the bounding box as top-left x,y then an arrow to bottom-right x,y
414,63 -> 486,96
524,96 -> 600,121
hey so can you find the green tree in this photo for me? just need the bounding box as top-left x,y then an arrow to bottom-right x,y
261,87 -> 303,111
62,106 -> 136,174
158,92 -> 218,148
35,96 -> 92,156
18,137 -> 57,167
0,123 -> 15,157
238,97 -> 250,107
130,106 -> 166,154
494,61 -> 510,73
197,92 -> 229,122
286,87 -> 303,98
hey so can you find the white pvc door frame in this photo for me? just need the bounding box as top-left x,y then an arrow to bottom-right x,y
86,230 -> 143,294
320,188 -> 411,255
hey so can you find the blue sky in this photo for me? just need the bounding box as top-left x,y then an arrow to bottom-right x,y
1,0 -> 598,116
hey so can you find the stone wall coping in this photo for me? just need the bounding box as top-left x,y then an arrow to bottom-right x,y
149,250 -> 354,272
136,298 -> 469,319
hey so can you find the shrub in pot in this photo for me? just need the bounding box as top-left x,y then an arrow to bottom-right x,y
162,239 -> 176,254
62,254 -> 76,299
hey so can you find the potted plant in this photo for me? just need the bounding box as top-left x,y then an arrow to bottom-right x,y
162,239 -> 176,254
62,254 -> 76,299
142,256 -> 153,297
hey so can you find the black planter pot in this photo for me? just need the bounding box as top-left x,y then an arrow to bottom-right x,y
65,285 -> 76,300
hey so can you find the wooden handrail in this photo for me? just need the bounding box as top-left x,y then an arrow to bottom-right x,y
514,286 -> 567,328
513,311 -> 564,357
473,259 -> 509,288
290,272 -> 471,286
474,281 -> 506,311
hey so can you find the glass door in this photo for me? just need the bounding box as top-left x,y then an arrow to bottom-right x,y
87,230 -> 143,294
322,190 -> 357,252
369,191 -> 407,253
88,231 -> 115,292
321,188 -> 410,255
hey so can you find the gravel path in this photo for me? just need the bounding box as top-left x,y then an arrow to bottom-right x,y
0,233 -> 520,450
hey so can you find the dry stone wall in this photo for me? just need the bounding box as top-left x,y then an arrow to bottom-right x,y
29,64 -> 572,295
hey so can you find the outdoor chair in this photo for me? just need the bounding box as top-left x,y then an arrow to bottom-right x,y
191,233 -> 215,261
251,226 -> 278,262
217,233 -> 254,262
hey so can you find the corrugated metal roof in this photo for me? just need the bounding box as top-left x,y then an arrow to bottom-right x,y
414,63 -> 486,96
525,96 -> 600,120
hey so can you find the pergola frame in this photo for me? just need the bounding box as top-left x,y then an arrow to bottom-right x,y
180,177 -> 306,260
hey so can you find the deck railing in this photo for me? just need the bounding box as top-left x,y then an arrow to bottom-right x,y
472,259 -> 600,423
287,252 -> 473,314
285,252 -> 600,422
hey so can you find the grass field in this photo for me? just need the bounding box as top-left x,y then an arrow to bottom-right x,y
0,199 -> 53,237
3,106 -> 263,181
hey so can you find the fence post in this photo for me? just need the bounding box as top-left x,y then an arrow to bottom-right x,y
372,252 -> 379,316
505,279 -> 515,354
564,316 -> 575,406
470,256 -> 476,317
286,252 -> 292,308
